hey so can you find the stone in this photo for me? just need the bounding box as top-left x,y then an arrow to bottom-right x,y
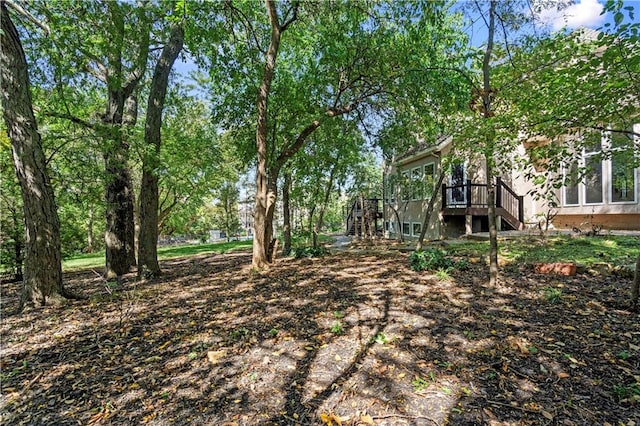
533,262 -> 577,276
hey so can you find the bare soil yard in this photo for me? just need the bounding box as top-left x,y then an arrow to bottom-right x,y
1,247 -> 639,425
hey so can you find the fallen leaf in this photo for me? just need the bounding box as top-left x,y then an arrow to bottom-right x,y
542,410 -> 554,420
207,350 -> 227,365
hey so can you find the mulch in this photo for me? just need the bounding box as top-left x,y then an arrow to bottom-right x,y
1,247 -> 638,425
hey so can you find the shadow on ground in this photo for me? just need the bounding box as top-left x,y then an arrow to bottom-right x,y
1,248 -> 639,425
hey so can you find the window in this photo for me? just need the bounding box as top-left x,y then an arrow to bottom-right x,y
401,171 -> 410,201
584,156 -> 603,204
563,160 -> 580,205
411,167 -> 423,200
610,129 -> 637,203
584,132 -> 603,204
388,220 -> 397,234
402,222 -> 410,236
412,222 -> 422,236
390,176 -> 397,203
384,175 -> 397,203
423,163 -> 435,199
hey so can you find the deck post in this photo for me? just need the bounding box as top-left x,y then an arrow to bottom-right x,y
441,184 -> 447,209
496,177 -> 502,208
518,195 -> 524,224
466,179 -> 472,207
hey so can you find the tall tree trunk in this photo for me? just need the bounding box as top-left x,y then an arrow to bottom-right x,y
282,171 -> 292,256
416,168 -> 447,251
103,2 -> 150,279
253,0 -> 292,268
1,3 -> 70,309
104,128 -> 134,279
123,94 -> 138,268
482,0 -> 499,286
138,24 -> 184,280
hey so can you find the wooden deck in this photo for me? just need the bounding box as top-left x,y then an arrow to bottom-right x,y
441,177 -> 524,230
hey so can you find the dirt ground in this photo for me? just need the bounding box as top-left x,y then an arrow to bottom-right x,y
1,246 -> 639,425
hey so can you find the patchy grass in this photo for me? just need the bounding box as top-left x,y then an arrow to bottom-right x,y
62,240 -> 252,271
287,232 -> 337,248
448,235 -> 639,267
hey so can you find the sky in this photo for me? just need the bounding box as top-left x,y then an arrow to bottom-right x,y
536,0 -> 609,31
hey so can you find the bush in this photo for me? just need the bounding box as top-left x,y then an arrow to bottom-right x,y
409,248 -> 467,272
290,246 -> 329,259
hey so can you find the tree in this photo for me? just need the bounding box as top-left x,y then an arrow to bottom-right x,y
0,136 -> 24,282
288,119 -> 364,247
504,1 -> 639,305
208,1 -> 468,268
1,1 -> 72,309
252,0 -> 299,268
450,0 -> 548,286
36,0 -> 152,278
211,180 -> 242,242
138,20 -> 184,279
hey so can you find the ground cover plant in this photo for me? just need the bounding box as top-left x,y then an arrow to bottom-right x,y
1,240 -> 639,425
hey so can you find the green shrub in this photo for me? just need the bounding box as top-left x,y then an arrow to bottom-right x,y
543,287 -> 562,304
290,246 -> 329,259
410,248 -> 466,272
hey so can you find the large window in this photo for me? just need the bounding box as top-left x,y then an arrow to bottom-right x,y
584,133 -> 603,204
401,171 -> 410,201
402,222 -> 410,236
384,175 -> 397,203
412,222 -> 422,237
563,160 -> 580,205
610,129 -> 637,203
562,126 -> 638,206
411,167 -> 423,200
423,163 -> 435,199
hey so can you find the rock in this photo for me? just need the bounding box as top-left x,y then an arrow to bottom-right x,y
588,262 -> 613,276
533,262 -> 577,276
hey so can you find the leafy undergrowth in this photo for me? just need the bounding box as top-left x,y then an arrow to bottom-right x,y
1,250 -> 639,425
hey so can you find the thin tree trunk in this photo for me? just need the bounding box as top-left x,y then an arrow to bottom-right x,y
314,161 -> 339,245
282,171 -> 292,256
416,168 -> 447,251
389,206 -> 404,242
1,3 -> 70,309
138,24 -> 184,280
11,209 -> 23,281
359,195 -> 366,239
487,161 -> 499,285
632,254 -> 639,310
87,206 -> 94,253
482,0 -> 499,286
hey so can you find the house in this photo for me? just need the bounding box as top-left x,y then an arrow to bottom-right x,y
376,124 -> 639,240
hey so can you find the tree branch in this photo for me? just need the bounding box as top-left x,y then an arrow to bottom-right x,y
4,0 -> 50,34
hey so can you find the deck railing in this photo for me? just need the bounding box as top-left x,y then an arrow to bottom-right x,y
442,178 -> 524,227
345,198 -> 382,236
